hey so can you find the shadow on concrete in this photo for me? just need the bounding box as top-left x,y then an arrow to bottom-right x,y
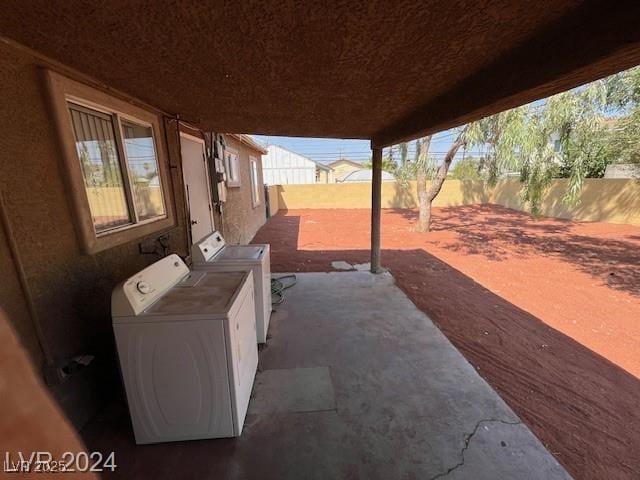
248,212 -> 640,480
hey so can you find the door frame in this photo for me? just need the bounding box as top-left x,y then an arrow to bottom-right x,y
179,132 -> 215,243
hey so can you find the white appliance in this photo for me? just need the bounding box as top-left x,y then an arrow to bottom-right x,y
192,232 -> 272,344
111,254 -> 258,444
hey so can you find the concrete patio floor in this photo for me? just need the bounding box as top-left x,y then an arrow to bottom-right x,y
82,272 -> 570,479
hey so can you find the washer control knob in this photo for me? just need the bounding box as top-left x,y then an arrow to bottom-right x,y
136,281 -> 151,294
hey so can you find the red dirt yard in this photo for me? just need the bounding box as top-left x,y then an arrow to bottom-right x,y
252,204 -> 640,480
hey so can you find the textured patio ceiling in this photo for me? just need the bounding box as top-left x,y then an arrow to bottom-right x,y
2,0 -> 639,146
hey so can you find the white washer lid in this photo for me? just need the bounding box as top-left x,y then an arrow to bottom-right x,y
217,245 -> 265,261
114,271 -> 251,322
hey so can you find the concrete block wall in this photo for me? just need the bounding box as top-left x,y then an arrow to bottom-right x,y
266,178 -> 640,226
491,178 -> 640,226
267,185 -> 280,215
268,180 -> 489,210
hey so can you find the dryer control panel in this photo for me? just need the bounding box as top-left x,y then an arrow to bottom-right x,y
112,254 -> 190,317
193,231 -> 226,264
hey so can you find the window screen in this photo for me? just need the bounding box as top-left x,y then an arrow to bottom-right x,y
68,103 -> 130,232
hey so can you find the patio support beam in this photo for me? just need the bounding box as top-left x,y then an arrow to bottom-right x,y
370,144 -> 382,274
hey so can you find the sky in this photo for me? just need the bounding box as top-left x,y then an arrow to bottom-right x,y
251,129 -> 476,166
249,97 -> 561,168
249,66 -> 635,169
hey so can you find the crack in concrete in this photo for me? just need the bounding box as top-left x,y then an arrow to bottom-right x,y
429,418 -> 522,480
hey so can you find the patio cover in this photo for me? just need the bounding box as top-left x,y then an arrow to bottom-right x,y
1,0 -> 639,147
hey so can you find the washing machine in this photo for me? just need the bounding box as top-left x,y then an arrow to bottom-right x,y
192,231 -> 272,344
111,254 -> 258,444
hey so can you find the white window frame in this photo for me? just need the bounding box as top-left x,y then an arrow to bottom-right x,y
250,156 -> 261,207
46,70 -> 175,254
225,148 -> 241,187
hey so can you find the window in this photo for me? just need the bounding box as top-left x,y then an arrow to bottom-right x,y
550,132 -> 562,153
553,139 -> 562,153
250,156 -> 261,207
69,105 -> 166,233
47,71 -> 175,254
120,119 -> 166,222
225,149 -> 241,187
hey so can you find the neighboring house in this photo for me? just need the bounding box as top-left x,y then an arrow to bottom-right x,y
337,169 -> 395,182
262,144 -> 333,184
316,162 -> 333,183
329,158 -> 363,181
604,163 -> 640,178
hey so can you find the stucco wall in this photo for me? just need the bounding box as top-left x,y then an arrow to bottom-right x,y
491,178 -> 640,225
267,185 -> 280,216
219,136 -> 266,244
0,41 -> 190,425
270,180 -> 489,209
267,178 -> 640,226
0,208 -> 43,367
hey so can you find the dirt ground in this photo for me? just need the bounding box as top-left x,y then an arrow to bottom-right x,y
252,204 -> 640,480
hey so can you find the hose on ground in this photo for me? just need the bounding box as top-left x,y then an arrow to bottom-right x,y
271,274 -> 297,305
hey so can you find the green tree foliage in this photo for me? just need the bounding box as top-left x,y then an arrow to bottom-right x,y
605,110 -> 640,164
465,106 -> 533,185
387,66 -> 640,225
450,156 -> 482,180
464,66 -> 640,214
538,80 -> 612,206
399,142 -> 409,166
602,67 -> 640,164
363,156 -> 397,172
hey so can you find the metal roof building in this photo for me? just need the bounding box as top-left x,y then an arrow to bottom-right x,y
262,145 -> 332,185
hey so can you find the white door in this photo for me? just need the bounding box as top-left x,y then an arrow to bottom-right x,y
180,133 -> 215,244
